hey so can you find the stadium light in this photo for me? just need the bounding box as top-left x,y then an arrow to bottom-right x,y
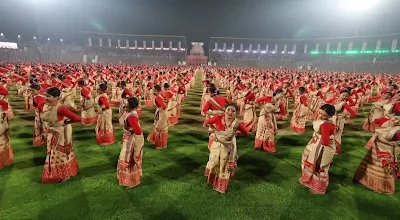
0,33 -> 3,36
18,35 -> 21,38
340,0 -> 380,13
47,38 -> 50,40
60,39 -> 63,42
33,36 -> 36,39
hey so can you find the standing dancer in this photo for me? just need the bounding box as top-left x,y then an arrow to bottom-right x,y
353,112 -> 400,194
254,91 -> 284,152
299,104 -> 336,194
41,87 -> 81,183
30,84 -> 47,146
363,92 -> 394,132
242,84 -> 258,132
78,80 -> 98,125
95,83 -> 116,145
164,83 -> 179,126
147,85 -> 168,149
0,99 -> 12,169
202,84 -> 230,149
118,81 -> 133,125
290,87 -> 309,133
117,97 -> 144,188
0,80 -> 14,120
326,90 -> 357,154
204,103 -> 249,193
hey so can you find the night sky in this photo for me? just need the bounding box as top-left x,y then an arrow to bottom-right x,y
0,0 -> 399,45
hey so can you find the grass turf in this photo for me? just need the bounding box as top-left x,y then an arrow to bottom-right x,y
1,73 -> 400,220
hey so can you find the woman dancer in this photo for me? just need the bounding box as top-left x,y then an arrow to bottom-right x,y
147,85 -> 168,149
30,84 -> 47,146
164,83 -> 179,126
204,103 -> 249,193
299,104 -> 336,194
242,84 -> 258,132
110,81 -> 123,106
254,90 -> 284,152
117,97 -> 144,188
0,99 -> 12,169
353,112 -> 400,194
290,87 -> 309,133
78,80 -> 98,125
95,83 -> 115,145
363,92 -> 395,132
41,87 -> 81,183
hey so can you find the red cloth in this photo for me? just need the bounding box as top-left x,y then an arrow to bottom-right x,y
126,115 -> 142,135
0,100 -> 8,111
81,87 -> 91,99
342,103 -> 357,117
320,123 -> 335,146
256,96 -> 272,104
244,91 -> 255,103
202,96 -> 230,113
0,85 -> 9,96
300,95 -> 308,106
374,117 -> 390,127
99,96 -> 110,109
165,90 -> 174,102
33,95 -> 46,112
58,106 -> 81,122
122,88 -> 132,97
205,115 -> 249,136
392,102 -> 400,113
155,95 -> 166,109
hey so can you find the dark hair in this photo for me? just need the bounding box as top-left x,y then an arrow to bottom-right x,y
127,97 -> 139,110
320,104 -> 335,117
58,74 -> 65,80
316,83 -> 322,89
120,81 -> 127,88
384,92 -> 393,97
78,80 -> 85,87
30,84 -> 40,91
46,87 -> 61,98
273,89 -> 283,97
340,90 -> 350,95
154,84 -> 162,92
163,83 -> 170,89
225,102 -> 239,111
98,83 -> 108,92
30,78 -> 38,85
51,73 -> 57,78
299,87 -> 306,94
209,84 -> 217,95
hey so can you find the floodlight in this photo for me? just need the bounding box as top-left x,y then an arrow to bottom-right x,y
18,35 -> 21,38
340,0 -> 380,13
0,33 -> 3,36
47,38 -> 50,40
60,39 -> 63,42
244,50 -> 249,53
33,36 -> 36,39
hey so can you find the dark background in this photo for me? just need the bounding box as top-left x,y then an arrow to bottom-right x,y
0,0 -> 399,49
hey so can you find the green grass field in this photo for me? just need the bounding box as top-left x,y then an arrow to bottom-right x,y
1,73 -> 399,220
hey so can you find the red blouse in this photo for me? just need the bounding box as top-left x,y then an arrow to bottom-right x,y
300,95 -> 308,107
126,115 -> 142,135
202,96 -> 230,113
205,115 -> 249,136
320,122 -> 335,146
58,106 -> 81,122
0,100 -> 8,111
33,95 -> 46,112
99,96 -> 110,109
155,95 -> 166,109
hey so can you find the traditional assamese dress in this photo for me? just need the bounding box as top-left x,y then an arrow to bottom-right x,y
61,84 -> 78,112
95,93 -> 116,145
204,115 -> 249,193
202,96 -> 230,149
117,111 -> 144,188
363,98 -> 389,132
147,94 -> 168,149
118,88 -> 133,126
110,86 -> 123,106
290,94 -> 309,133
242,90 -> 257,132
166,89 -> 179,126
254,96 -> 281,152
330,99 -> 357,154
353,118 -> 400,194
299,119 -> 335,194
0,100 -> 13,170
80,86 -> 98,125
41,103 -> 81,183
32,94 -> 47,146
0,84 -> 14,120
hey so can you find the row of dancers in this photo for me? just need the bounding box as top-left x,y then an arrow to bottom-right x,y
0,62 -> 399,195
200,68 -> 399,194
0,62 -> 195,188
